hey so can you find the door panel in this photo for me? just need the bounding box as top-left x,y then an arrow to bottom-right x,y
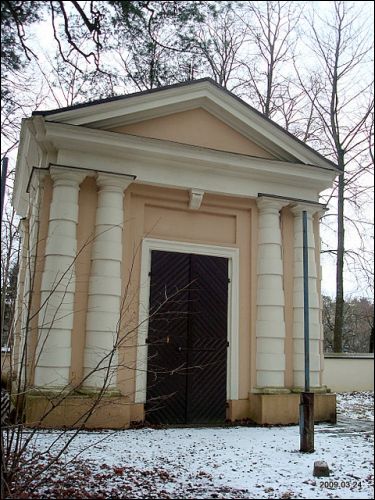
187,255 -> 228,424
146,250 -> 228,425
146,251 -> 190,424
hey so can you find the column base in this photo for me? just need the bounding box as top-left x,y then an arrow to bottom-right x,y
24,390 -> 144,429
22,393 -> 336,428
248,392 -> 336,425
290,385 -> 331,394
253,386 -> 292,394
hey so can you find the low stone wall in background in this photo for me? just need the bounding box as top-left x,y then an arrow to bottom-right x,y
323,353 -> 374,392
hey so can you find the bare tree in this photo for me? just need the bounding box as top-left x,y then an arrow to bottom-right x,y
34,51 -> 118,108
111,22 -> 193,92
323,295 -> 374,353
237,1 -> 302,119
1,64 -> 47,162
1,207 -> 19,349
193,2 -> 247,90
296,1 -> 374,352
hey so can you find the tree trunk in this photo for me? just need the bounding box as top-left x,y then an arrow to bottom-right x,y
333,172 -> 345,352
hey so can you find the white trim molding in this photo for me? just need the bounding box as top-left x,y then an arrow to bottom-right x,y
135,238 -> 240,404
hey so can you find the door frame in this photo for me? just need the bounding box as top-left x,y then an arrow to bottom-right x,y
135,238 -> 239,404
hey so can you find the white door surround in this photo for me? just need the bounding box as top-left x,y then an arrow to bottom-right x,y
134,238 -> 240,403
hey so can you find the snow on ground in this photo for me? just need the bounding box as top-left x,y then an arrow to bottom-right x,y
336,392 -> 374,421
9,392 -> 374,499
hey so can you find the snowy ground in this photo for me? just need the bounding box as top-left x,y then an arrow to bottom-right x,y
8,392 -> 374,499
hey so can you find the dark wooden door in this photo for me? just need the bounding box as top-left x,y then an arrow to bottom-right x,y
146,250 -> 228,425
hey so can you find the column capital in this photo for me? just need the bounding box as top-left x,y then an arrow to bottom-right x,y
19,218 -> 29,238
290,203 -> 322,217
50,167 -> 89,186
96,173 -> 133,192
256,197 -> 288,212
28,168 -> 48,195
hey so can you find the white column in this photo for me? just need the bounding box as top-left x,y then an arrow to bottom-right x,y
23,170 -> 47,326
255,197 -> 287,389
291,205 -> 321,388
83,174 -> 132,389
15,218 -> 29,383
35,168 -> 87,388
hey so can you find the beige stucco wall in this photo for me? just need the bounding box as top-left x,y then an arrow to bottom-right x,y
111,108 -> 275,159
323,355 -> 374,392
118,184 -> 257,402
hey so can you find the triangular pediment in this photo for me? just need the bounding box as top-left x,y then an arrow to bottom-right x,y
32,79 -> 337,170
109,108 -> 275,159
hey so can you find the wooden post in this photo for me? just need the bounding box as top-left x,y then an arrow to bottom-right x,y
300,392 -> 315,452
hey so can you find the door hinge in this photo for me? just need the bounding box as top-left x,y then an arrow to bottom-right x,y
228,278 -> 231,284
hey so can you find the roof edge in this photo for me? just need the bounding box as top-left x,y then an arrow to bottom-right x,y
32,78 -> 217,117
